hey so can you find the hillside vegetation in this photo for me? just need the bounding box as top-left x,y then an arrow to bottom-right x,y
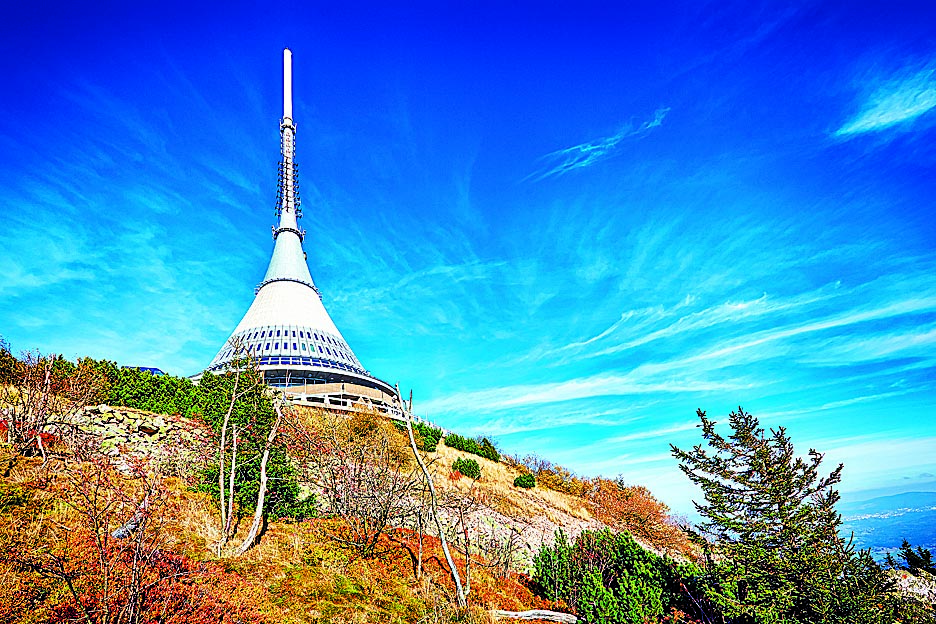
0,343 -> 933,623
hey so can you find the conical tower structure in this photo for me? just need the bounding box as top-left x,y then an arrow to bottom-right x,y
204,49 -> 401,413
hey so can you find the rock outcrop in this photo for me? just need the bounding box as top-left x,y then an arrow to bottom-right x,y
891,569 -> 936,605
71,404 -> 212,474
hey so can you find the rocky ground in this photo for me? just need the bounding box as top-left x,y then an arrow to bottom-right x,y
70,404 -> 212,477
891,569 -> 936,605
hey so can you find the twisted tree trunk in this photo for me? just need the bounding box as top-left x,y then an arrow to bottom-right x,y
404,416 -> 467,608
235,399 -> 284,556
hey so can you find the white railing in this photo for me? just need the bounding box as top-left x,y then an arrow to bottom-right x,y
284,389 -> 441,429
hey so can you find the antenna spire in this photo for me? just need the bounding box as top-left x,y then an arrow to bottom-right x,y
283,48 -> 293,120
275,48 -> 301,228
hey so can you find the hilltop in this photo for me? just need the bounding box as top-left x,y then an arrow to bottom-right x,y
0,352 -> 698,624
1,350 -> 934,624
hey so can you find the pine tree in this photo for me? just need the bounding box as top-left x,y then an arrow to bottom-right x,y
671,407 -> 866,623
886,539 -> 936,575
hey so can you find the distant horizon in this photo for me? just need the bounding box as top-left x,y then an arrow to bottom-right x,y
2,1 -> 935,517
841,482 -> 936,506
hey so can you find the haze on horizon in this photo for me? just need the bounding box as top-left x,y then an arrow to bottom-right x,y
1,1 -> 934,516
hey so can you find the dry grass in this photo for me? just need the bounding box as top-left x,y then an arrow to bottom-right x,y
431,443 -> 592,523
0,451 -> 517,623
288,405 -> 594,524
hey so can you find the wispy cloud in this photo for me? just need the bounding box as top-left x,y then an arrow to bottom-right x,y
526,107 -> 670,181
758,389 -> 918,423
836,65 -> 936,137
586,291 -> 824,360
822,436 -> 936,482
420,282 -> 936,430
799,325 -> 936,365
420,371 -> 750,415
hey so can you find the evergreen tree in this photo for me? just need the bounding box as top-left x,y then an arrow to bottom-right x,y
671,407 -> 906,623
886,539 -> 936,575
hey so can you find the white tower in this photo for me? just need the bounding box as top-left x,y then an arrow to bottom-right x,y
204,49 -> 401,413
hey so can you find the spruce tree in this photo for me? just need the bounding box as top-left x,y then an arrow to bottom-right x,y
671,407 -> 861,623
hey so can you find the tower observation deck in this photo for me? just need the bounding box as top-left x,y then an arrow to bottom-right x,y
202,49 -> 403,416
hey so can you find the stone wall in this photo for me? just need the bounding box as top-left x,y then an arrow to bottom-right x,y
71,404 -> 212,474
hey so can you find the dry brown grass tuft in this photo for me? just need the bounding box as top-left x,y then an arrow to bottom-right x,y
161,479 -> 223,557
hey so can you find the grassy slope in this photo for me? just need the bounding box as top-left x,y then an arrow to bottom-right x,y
0,452 -> 553,624
434,442 -> 593,523
0,401 -> 693,623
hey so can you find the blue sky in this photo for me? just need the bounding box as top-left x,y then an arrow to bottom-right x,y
1,1 -> 935,515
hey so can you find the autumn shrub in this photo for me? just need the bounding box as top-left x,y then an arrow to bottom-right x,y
49,539 -> 277,623
452,457 -> 481,480
508,454 -> 588,497
444,433 -> 499,462
536,464 -> 589,497
585,479 -> 694,557
0,457 -> 281,624
513,473 -> 536,489
3,529 -> 279,624
533,528 -> 700,624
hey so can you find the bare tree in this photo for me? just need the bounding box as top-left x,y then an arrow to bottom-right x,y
302,409 -> 422,558
404,415 -> 467,608
235,397 -> 285,555
1,351 -> 104,463
204,340 -> 292,557
213,338 -> 265,554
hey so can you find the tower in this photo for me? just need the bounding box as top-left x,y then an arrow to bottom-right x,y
203,49 -> 402,415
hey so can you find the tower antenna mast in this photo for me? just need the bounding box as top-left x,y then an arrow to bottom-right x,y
276,48 -> 301,222
283,48 -> 293,120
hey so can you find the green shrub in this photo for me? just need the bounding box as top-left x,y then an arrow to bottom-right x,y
108,366 -> 200,417
444,433 -> 499,462
395,421 -> 443,452
452,457 -> 481,480
514,473 -> 536,489
418,422 -> 443,452
533,528 -> 700,624
0,484 -> 30,512
0,336 -> 18,385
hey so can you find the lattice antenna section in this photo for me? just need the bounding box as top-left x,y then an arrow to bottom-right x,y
275,48 -> 302,221
274,134 -> 302,218
274,161 -> 302,219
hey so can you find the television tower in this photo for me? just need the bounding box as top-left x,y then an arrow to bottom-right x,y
203,49 -> 402,415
